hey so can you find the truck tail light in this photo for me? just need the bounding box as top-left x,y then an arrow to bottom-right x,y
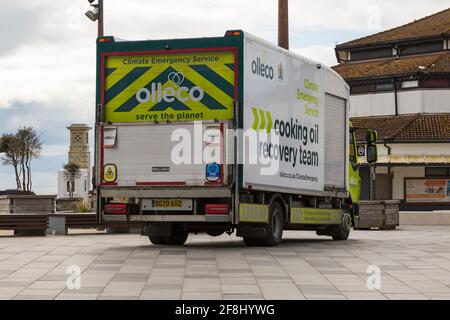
104,203 -> 127,215
225,30 -> 242,37
205,204 -> 229,215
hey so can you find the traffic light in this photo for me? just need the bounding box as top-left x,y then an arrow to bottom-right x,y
366,130 -> 378,164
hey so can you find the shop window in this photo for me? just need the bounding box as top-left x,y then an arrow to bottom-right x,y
425,167 -> 450,177
350,48 -> 392,61
420,79 -> 450,88
400,41 -> 443,56
401,80 -> 418,89
376,83 -> 394,91
350,85 -> 369,94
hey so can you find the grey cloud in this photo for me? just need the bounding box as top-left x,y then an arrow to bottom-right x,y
0,3 -> 44,56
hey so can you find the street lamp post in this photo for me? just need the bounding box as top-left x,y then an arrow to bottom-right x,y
278,0 -> 289,50
85,0 -> 104,38
97,0 -> 104,38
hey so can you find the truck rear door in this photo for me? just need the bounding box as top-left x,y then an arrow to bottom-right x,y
98,48 -> 237,188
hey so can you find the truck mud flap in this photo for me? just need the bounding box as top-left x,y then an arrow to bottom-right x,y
290,208 -> 343,225
237,204 -> 270,238
239,204 -> 269,223
236,223 -> 269,239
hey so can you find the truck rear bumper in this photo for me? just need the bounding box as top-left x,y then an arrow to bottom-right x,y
103,214 -> 230,223
100,187 -> 231,199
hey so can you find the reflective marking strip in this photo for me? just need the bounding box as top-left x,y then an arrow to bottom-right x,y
291,208 -> 343,225
239,204 -> 269,223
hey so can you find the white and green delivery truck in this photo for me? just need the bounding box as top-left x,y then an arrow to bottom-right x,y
95,30 -> 366,246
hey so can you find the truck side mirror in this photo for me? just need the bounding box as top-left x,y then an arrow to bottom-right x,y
366,130 -> 378,145
367,145 -> 378,164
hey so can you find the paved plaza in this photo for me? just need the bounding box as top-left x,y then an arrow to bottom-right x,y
1,226 -> 450,300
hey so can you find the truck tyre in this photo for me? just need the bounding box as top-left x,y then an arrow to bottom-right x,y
244,202 -> 284,247
163,224 -> 189,246
265,202 -> 284,246
149,235 -> 166,245
243,237 -> 261,246
332,210 -> 352,241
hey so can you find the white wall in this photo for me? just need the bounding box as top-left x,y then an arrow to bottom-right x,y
350,93 -> 395,117
57,169 -> 89,200
423,89 -> 450,113
397,90 -> 421,114
350,89 -> 450,117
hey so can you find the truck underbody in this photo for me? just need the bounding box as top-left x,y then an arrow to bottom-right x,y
99,184 -> 353,246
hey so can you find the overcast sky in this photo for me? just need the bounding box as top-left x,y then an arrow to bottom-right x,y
1,0 -> 449,194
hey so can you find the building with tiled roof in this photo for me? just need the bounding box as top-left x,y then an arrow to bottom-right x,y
352,113 -> 450,143
332,8 -> 450,210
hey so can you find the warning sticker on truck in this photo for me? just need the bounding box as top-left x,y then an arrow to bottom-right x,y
104,51 -> 236,123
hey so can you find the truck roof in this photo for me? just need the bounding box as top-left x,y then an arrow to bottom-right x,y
98,30 -> 348,90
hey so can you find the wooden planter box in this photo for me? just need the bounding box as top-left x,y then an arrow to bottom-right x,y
355,200 -> 400,230
0,195 -> 56,214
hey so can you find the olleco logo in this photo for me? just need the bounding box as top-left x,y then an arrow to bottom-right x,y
252,57 -> 274,80
136,72 -> 205,104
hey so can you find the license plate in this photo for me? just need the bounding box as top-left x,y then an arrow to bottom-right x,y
154,199 -> 182,208
141,199 -> 193,211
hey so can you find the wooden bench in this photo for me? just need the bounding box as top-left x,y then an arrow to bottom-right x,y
0,214 -> 49,236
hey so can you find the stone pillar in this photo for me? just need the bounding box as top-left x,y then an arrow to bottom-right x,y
67,124 -> 92,169
67,124 -> 92,195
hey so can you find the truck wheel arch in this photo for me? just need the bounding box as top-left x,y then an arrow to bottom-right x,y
268,193 -> 289,224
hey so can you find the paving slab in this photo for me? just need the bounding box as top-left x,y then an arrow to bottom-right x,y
0,226 -> 450,300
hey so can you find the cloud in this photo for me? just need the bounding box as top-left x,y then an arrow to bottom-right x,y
292,46 -> 337,67
41,145 -> 69,158
0,3 -> 43,56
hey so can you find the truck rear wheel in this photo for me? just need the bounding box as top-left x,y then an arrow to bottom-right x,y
163,224 -> 189,246
265,202 -> 284,246
331,210 -> 352,241
243,202 -> 284,247
243,237 -> 261,246
149,235 -> 166,245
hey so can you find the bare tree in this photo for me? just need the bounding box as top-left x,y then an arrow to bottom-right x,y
63,163 -> 81,198
0,127 -> 42,192
0,134 -> 22,189
17,127 -> 42,191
